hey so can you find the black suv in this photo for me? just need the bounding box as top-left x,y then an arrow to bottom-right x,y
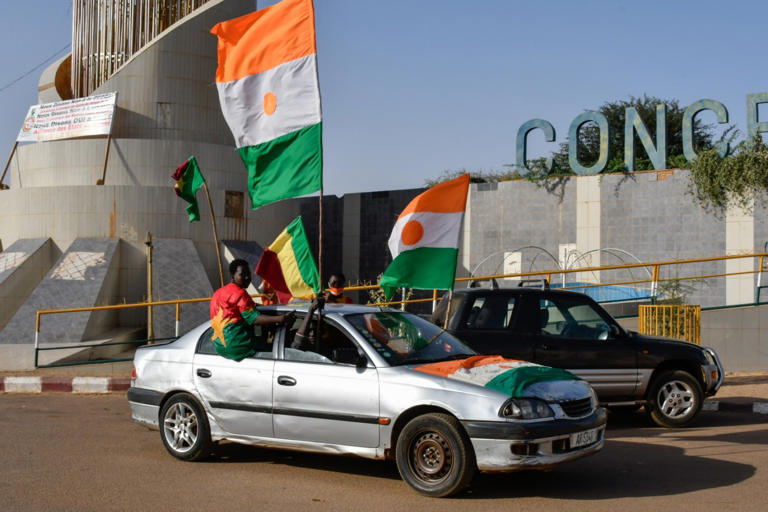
432,284 -> 724,427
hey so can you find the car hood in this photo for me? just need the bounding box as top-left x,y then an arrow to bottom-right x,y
628,331 -> 709,362
409,355 -> 591,401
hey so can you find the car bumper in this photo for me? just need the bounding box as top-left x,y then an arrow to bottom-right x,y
127,387 -> 162,429
702,346 -> 724,395
462,408 -> 607,471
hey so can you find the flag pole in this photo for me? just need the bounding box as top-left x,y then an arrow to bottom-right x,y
202,182 -> 225,287
443,290 -> 454,330
0,141 -> 19,189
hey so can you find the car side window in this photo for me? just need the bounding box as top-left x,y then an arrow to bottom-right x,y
196,326 -> 275,359
539,297 -> 612,340
284,317 -> 363,365
464,296 -> 516,329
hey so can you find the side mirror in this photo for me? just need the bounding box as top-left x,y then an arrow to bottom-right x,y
599,324 -> 621,341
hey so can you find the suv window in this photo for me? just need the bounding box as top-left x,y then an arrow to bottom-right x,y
463,296 -> 516,329
539,297 -> 612,340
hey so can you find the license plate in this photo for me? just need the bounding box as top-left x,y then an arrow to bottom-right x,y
570,428 -> 599,448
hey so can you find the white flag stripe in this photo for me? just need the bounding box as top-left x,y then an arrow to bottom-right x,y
441,361 -> 536,387
388,211 -> 464,258
216,54 -> 321,148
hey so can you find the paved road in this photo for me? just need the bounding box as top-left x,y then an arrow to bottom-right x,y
1,394 -> 766,512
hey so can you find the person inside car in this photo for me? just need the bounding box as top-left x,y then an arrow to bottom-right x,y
291,294 -> 325,351
210,258 -> 294,361
326,273 -> 354,304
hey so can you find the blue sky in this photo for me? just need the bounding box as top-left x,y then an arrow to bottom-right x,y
1,0 -> 767,194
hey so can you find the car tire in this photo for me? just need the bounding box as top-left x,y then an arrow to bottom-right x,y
159,393 -> 212,461
646,370 -> 703,428
395,413 -> 476,497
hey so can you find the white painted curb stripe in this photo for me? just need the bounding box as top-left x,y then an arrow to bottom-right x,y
72,377 -> 109,393
754,403 -> 768,415
5,376 -> 42,392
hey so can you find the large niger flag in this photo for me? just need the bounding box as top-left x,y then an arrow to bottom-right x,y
380,174 -> 470,299
255,216 -> 320,304
211,0 -> 322,209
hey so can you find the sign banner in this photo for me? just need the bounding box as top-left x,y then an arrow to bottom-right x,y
16,92 -> 117,143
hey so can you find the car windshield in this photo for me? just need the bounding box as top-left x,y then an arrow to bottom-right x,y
345,311 -> 476,366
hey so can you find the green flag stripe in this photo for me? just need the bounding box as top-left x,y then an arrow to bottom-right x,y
239,123 -> 323,209
286,216 -> 321,293
485,366 -> 581,397
380,247 -> 458,291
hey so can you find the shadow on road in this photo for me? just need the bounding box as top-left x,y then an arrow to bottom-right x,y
203,412 -> 763,500
467,437 -> 756,500
209,443 -> 402,481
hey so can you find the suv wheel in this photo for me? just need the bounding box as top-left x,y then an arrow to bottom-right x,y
395,413 -> 476,497
647,370 -> 703,428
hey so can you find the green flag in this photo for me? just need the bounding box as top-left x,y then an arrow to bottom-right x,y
171,156 -> 206,222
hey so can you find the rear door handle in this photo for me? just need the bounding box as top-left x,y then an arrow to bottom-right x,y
197,368 -> 212,378
277,375 -> 296,386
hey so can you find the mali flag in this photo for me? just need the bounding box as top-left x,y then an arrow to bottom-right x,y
211,0 -> 322,209
255,216 -> 320,304
171,156 -> 205,222
380,174 -> 470,299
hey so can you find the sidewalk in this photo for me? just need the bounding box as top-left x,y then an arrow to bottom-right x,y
1,365 -> 767,413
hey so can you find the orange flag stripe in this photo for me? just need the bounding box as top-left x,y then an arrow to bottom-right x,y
398,173 -> 470,219
211,0 -> 317,83
414,355 -> 515,378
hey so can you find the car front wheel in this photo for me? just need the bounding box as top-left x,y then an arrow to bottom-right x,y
159,393 -> 212,461
647,370 -> 703,428
395,413 -> 476,497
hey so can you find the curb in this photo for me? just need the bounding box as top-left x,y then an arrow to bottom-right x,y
702,400 -> 768,415
0,376 -> 130,393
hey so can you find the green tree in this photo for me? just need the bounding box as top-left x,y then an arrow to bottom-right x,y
688,135 -> 768,212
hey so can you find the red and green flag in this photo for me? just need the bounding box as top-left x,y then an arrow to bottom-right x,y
211,0 -> 322,209
255,216 -> 320,304
171,156 -> 206,222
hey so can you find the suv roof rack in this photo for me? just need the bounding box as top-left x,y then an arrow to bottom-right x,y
468,277 -> 499,290
517,279 -> 549,289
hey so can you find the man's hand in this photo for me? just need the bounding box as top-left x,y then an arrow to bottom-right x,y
282,310 -> 296,325
310,294 -> 325,311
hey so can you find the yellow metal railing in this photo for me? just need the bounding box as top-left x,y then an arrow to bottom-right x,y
638,304 -> 701,344
33,296 -> 218,368
33,251 -> 768,366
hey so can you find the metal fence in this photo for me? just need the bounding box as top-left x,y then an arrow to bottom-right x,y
33,251 -> 768,366
72,0 -> 211,97
638,304 -> 701,344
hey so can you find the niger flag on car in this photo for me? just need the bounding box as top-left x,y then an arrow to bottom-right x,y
255,216 -> 320,304
211,0 -> 322,209
380,174 -> 470,299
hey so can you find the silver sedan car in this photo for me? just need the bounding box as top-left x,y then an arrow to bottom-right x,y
128,304 -> 606,497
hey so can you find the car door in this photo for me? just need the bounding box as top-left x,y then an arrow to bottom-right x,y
451,292 -> 535,361
273,317 -> 380,448
532,293 -> 638,399
193,326 -> 276,438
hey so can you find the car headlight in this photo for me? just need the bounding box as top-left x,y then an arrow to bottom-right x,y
702,349 -> 715,365
589,386 -> 599,409
499,398 -> 554,419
